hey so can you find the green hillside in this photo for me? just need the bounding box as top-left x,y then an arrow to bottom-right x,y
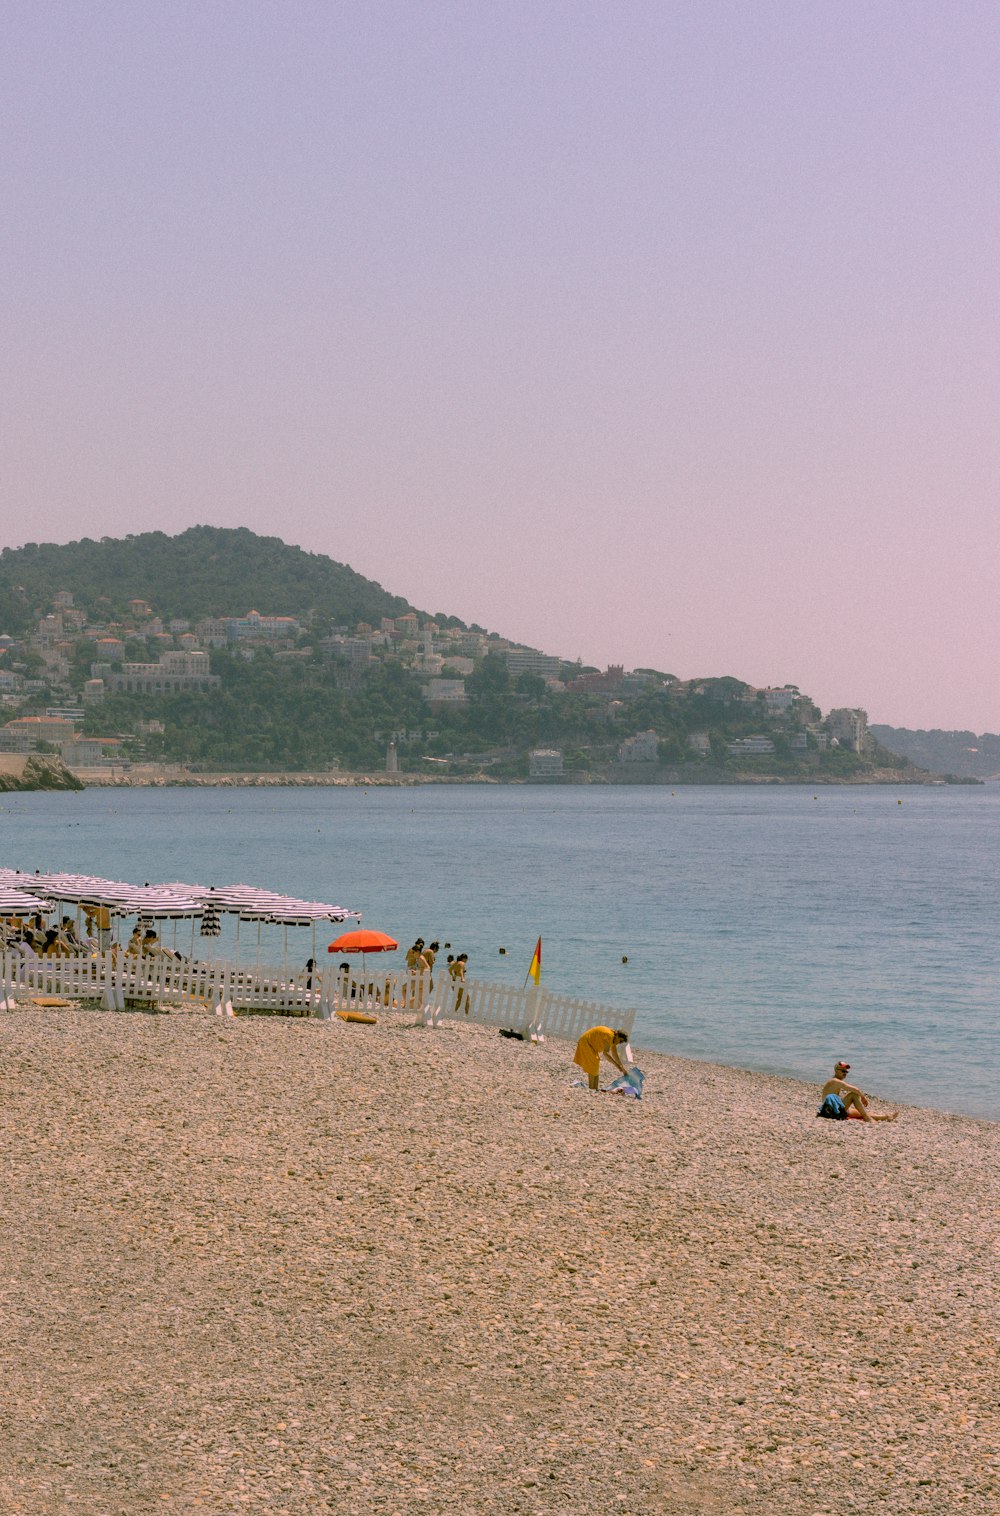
0,526 -> 419,633
0,528 -> 931,781
871,726 -> 1000,780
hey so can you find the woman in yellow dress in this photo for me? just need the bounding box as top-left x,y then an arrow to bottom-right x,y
573,1026 -> 631,1091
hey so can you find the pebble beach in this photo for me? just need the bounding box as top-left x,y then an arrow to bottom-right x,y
1,1004 -> 996,1516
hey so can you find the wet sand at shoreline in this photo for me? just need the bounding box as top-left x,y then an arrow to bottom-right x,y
1,1006 -> 996,1515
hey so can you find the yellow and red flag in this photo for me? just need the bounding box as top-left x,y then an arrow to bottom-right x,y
527,936 -> 542,986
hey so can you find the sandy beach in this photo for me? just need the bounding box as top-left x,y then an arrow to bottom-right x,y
0,1005 -> 996,1515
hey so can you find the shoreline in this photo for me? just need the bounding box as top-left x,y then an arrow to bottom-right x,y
67,765 -> 961,788
1,1004 -> 996,1514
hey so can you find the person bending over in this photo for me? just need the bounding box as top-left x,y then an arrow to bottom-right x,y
818,1061 -> 898,1122
573,1026 -> 632,1092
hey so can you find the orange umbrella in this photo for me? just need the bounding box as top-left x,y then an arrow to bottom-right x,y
328,928 -> 398,989
327,929 -> 398,954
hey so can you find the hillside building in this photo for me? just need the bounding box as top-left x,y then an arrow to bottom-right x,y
422,678 -> 467,705
826,708 -> 868,753
726,735 -> 776,756
529,749 -> 563,778
106,651 -> 220,695
0,715 -> 77,751
619,730 -> 660,763
504,649 -> 562,680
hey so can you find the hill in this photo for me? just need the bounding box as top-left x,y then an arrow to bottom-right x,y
871,726 -> 1000,781
0,528 -> 931,781
0,526 -> 420,634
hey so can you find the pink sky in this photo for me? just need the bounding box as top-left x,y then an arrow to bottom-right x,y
3,2 -> 999,730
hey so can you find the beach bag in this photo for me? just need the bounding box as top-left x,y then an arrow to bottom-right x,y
817,1093 -> 847,1120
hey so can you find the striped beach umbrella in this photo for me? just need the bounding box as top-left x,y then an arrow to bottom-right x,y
199,903 -> 222,937
0,885 -> 53,915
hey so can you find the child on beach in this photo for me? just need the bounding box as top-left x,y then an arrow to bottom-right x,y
817,1061 -> 899,1122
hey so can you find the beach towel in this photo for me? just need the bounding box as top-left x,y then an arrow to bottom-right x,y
607,1067 -> 645,1100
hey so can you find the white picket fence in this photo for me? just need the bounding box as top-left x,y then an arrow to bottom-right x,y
0,953 -> 635,1046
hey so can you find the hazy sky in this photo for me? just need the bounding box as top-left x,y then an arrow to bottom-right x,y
3,3 -> 999,729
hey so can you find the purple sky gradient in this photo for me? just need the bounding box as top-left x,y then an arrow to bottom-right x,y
3,2 -> 999,729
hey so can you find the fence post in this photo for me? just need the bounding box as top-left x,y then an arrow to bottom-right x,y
0,952 -> 17,1011
114,958 -> 127,1011
214,979 -> 226,1016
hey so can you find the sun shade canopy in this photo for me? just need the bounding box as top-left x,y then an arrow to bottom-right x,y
0,884 -> 53,914
0,870 -> 359,925
327,929 -> 397,954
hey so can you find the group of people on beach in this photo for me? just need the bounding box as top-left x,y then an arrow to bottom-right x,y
0,907 -> 190,967
406,939 -> 470,1009
124,924 -> 180,960
2,911 -> 90,958
300,937 -> 470,1010
3,906 -> 900,1123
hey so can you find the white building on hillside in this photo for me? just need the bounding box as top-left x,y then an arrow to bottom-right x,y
529,749 -> 563,778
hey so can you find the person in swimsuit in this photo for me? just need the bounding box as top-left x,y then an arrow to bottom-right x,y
818,1061 -> 899,1122
573,1026 -> 631,1091
448,952 -> 468,1012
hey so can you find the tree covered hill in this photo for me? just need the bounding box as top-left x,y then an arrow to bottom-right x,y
871,726 -> 1000,780
0,527 -> 930,780
0,526 -> 420,633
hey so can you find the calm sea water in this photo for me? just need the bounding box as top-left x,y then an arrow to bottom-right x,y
1,784 -> 997,1120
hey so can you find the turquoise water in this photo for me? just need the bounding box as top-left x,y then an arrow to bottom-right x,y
1,784 -> 997,1120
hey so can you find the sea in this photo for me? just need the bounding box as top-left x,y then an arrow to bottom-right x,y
1,783 -> 997,1121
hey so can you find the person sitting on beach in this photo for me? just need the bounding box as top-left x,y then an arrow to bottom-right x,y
125,927 -> 143,956
817,1061 -> 899,1122
573,1026 -> 632,1091
58,916 -> 83,952
42,928 -> 70,958
14,928 -> 39,956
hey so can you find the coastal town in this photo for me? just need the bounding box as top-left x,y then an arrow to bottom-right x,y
0,568 -> 906,784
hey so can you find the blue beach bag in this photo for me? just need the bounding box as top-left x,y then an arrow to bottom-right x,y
817,1093 -> 847,1120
